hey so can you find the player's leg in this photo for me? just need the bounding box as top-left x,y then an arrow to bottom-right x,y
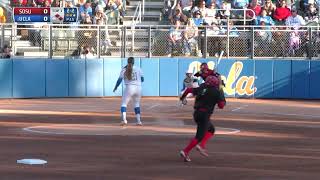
120,86 -> 133,125
181,111 -> 208,160
196,120 -> 215,157
132,86 -> 142,125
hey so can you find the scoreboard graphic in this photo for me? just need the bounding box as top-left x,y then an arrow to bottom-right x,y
13,7 -> 78,23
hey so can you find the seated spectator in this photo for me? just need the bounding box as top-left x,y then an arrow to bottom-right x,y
183,18 -> 200,56
304,3 -> 318,23
246,0 -> 262,25
232,0 -> 249,9
80,45 -> 95,59
192,1 -> 207,18
180,0 -> 193,16
1,45 -> 12,59
0,7 -> 6,23
263,0 -> 276,17
193,11 -> 204,26
255,8 -> 275,26
80,2 -> 93,21
255,21 -> 272,56
220,20 -> 240,36
65,0 -> 74,7
52,0 -> 61,7
204,2 -> 218,25
216,2 -> 232,25
273,0 -> 291,25
93,5 -> 107,24
288,28 -> 301,56
43,0 -> 51,7
169,8 -> 187,25
13,0 -> 28,6
285,7 -> 306,28
167,20 -> 183,57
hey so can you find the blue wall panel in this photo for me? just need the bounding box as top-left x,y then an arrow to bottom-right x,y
86,59 -> 104,97
104,58 -> 122,96
273,60 -> 292,98
0,60 -> 12,98
159,58 -> 178,96
235,60 -> 255,98
216,59 -> 236,97
13,59 -> 46,98
254,60 -> 273,98
291,60 -> 309,99
68,60 -> 86,97
310,61 -> 320,99
46,60 -> 68,97
141,58 -> 159,96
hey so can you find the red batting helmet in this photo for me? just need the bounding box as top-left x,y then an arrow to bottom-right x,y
205,75 -> 219,88
200,63 -> 208,71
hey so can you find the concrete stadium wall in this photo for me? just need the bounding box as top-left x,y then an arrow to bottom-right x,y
0,58 -> 319,99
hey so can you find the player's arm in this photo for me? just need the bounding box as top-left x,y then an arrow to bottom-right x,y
140,69 -> 144,82
217,89 -> 226,109
194,71 -> 201,77
113,69 -> 125,92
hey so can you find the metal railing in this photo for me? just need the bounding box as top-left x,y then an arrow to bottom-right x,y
1,23 -> 320,59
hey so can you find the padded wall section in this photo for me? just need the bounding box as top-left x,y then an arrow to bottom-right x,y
104,58 -> 122,96
86,59 -> 104,97
68,60 -> 86,97
291,60 -> 309,99
254,60 -> 273,98
0,60 -> 12,98
13,59 -> 45,98
273,60 -> 292,98
140,58 -> 159,96
310,61 -> 320,99
46,60 -> 69,97
159,58 -> 178,96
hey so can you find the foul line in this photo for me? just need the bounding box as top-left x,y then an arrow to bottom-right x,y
232,105 -> 248,112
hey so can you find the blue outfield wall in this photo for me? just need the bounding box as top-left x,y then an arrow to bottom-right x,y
0,58 -> 320,99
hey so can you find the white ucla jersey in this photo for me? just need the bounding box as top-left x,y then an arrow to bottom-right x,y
120,66 -> 144,86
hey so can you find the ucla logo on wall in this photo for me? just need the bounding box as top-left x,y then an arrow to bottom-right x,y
188,61 -> 257,96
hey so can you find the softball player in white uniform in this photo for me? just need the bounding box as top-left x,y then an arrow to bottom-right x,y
113,57 -> 144,126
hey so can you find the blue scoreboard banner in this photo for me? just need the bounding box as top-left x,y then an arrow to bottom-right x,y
13,7 -> 78,23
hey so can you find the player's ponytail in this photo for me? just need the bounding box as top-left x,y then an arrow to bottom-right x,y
125,57 -> 134,80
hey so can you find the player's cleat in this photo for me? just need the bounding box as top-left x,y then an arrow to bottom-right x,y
121,120 -> 128,126
196,145 -> 209,157
136,121 -> 143,126
179,150 -> 191,162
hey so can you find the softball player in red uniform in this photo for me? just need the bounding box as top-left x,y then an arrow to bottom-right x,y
179,75 -> 226,162
113,57 -> 144,126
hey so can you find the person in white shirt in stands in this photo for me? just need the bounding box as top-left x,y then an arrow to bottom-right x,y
285,8 -> 306,28
113,57 -> 144,126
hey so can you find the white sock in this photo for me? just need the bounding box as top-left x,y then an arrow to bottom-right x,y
136,114 -> 141,123
122,112 -> 127,122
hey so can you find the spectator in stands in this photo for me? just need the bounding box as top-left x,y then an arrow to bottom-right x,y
14,0 -> 27,6
93,5 -> 106,24
183,18 -> 200,56
255,21 -> 272,56
167,20 -> 183,57
192,0 -> 207,18
108,0 -> 124,21
285,7 -> 306,28
246,0 -> 262,25
43,0 -> 51,7
288,28 -> 301,56
207,22 -> 223,57
232,0 -> 249,9
204,2 -> 218,25
65,0 -> 74,7
180,0 -> 193,17
52,0 -> 62,7
80,45 -> 95,59
193,10 -> 204,26
1,45 -> 12,58
255,8 -> 275,26
80,1 -> 93,21
169,8 -> 187,25
273,0 -> 291,25
0,7 -> 6,23
263,0 -> 276,17
216,2 -> 231,25
304,3 -> 318,23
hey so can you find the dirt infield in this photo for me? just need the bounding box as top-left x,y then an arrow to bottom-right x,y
0,97 -> 319,180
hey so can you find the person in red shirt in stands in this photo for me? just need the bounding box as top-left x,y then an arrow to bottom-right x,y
273,0 -> 291,25
246,0 -> 262,25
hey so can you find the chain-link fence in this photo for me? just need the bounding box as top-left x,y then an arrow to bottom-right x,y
1,23 -> 320,59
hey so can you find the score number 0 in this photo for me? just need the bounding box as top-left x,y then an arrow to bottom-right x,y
43,9 -> 49,22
